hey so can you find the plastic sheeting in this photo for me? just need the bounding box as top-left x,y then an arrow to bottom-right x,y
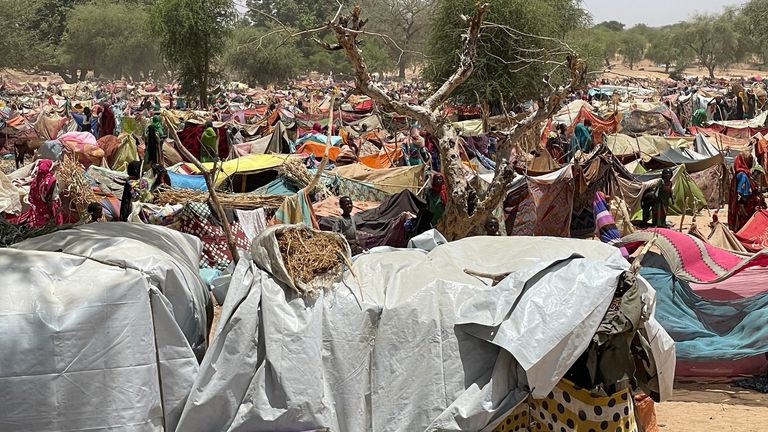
13,223 -> 211,359
0,248 -> 199,431
176,235 -> 675,432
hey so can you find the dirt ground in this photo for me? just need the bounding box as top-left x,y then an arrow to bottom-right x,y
657,381 -> 768,431
602,60 -> 767,82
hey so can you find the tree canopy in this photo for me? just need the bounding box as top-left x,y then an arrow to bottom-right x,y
425,0 -> 589,105
62,2 -> 162,80
153,0 -> 235,107
678,13 -> 743,78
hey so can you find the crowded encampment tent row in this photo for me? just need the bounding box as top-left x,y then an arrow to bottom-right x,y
4,0 -> 768,425
1,64 -> 768,430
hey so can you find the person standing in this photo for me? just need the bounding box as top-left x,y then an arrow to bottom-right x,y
729,153 -> 764,232
425,173 -> 447,227
200,120 -> 218,163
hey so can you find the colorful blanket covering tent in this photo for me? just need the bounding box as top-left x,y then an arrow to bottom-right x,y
527,165 -> 575,237
182,153 -> 289,187
179,202 -> 251,270
640,267 -> 768,377
332,163 -> 424,195
620,106 -> 686,137
490,379 -> 637,432
503,176 -> 536,236
735,209 -> 768,252
624,228 -> 768,284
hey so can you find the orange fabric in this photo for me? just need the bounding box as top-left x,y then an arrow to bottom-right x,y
297,142 -> 341,161
634,394 -> 659,432
358,143 -> 403,169
7,115 -> 25,127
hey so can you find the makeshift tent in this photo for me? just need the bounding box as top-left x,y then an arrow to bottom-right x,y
689,219 -> 749,254
527,165 -> 575,237
630,166 -> 707,217
604,134 -> 691,159
182,153 -> 289,189
13,223 -> 212,358
640,267 -> 768,377
319,190 -> 427,249
175,234 -> 674,431
624,228 -> 768,284
620,106 -> 685,136
645,147 -> 724,174
177,121 -> 229,161
332,163 -> 425,194
2,226 -> 203,431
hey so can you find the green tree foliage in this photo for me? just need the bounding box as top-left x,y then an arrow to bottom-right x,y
425,0 -> 589,105
0,0 -> 43,69
594,20 -> 625,33
224,26 -> 300,86
619,32 -> 646,70
28,0 -> 85,47
362,0 -> 435,78
645,26 -> 692,73
567,28 -> 609,74
62,2 -> 162,79
246,0 -> 340,30
153,0 -> 235,107
678,13 -> 742,78
743,0 -> 768,63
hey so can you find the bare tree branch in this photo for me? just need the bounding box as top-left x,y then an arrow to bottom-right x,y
422,2 -> 489,112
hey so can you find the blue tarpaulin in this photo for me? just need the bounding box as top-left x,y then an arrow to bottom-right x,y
168,171 -> 208,191
641,267 -> 768,360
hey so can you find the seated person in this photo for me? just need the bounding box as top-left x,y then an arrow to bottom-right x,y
336,140 -> 359,166
87,202 -> 104,223
331,196 -> 361,254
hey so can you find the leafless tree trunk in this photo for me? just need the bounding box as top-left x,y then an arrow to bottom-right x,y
324,3 -> 585,240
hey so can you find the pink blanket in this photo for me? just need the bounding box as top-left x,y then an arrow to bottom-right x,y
624,228 -> 768,284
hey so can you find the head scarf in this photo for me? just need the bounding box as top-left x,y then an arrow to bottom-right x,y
431,173 -> 447,205
734,153 -> 753,176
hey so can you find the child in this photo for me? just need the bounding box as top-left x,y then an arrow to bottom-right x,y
87,202 -> 103,222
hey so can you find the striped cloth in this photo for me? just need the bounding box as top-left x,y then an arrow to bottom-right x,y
593,191 -> 629,258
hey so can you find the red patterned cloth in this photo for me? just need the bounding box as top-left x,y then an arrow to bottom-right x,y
623,227 -> 768,284
179,202 -> 250,270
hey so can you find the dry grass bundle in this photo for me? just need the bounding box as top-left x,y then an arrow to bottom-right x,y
278,157 -> 314,188
0,158 -> 15,175
275,227 -> 348,293
278,157 -> 329,197
56,155 -> 97,221
153,186 -> 286,210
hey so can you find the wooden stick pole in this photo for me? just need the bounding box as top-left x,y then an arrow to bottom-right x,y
167,122 -> 240,263
307,91 -> 336,192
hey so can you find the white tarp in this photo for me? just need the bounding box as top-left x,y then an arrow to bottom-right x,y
13,223 -> 211,359
176,232 -> 675,432
0,248 -> 199,432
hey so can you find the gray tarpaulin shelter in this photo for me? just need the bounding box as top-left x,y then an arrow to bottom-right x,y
13,223 -> 211,359
176,230 -> 675,432
0,226 -> 203,431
